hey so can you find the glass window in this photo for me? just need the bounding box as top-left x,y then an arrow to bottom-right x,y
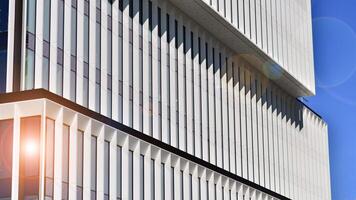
118,1 -> 123,123
148,2 -> 153,136
77,130 -> 84,199
140,155 -> 144,200
95,23 -> 101,68
95,82 -> 100,112
43,0 -> 50,90
151,159 -> 155,200
107,88 -> 112,118
206,180 -> 209,200
0,50 -> 7,93
57,0 -> 64,49
71,6 -> 77,56
198,177 -> 201,200
157,8 -> 162,140
117,146 -> 122,199
25,49 -> 35,90
43,0 -> 50,41
0,119 -> 13,199
26,32 -> 35,51
70,56 -> 76,101
43,41 -> 50,58
0,0 -> 8,93
214,184 -> 217,200
20,116 -> 41,199
57,63 -> 63,96
189,174 -> 192,200
222,186 -> 224,200
84,0 -> 89,15
26,0 -> 36,34
129,151 -> 133,200
42,58 -> 49,90
83,63 -> 89,107
0,1 -> 9,31
70,2 -> 77,101
45,118 -> 54,198
82,0 -> 89,108
171,167 -> 174,200
128,0 -> 133,127
104,141 -> 110,200
138,0 -> 144,131
84,14 -> 89,62
95,11 -> 101,112
91,136 -> 97,200
107,4 -> 112,117
62,125 -> 70,200
161,163 -> 165,200
180,170 -> 183,200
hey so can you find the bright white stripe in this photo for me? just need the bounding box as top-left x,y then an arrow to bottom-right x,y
142,0 -> 150,135
160,1 -> 169,143
62,0 -> 71,99
215,42 -> 222,169
132,0 -> 141,130
177,14 -> 185,150
192,25 -> 202,158
88,0 -> 96,110
227,54 -> 235,174
122,0 -> 131,126
77,0 -> 85,106
152,0 -> 160,140
34,0 -> 43,89
185,22 -> 194,155
221,48 -> 229,171
112,0 -> 119,121
207,36 -> 216,165
6,0 -> 15,92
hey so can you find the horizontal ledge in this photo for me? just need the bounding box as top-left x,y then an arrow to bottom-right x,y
0,89 -> 290,200
167,0 -> 314,97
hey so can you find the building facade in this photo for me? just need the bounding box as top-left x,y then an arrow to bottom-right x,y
0,0 -> 331,200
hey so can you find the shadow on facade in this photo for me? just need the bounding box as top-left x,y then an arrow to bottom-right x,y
122,0 -> 304,132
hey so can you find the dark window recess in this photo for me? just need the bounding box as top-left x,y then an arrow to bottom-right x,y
43,41 -> 50,58
57,48 -> 63,65
84,63 -> 89,78
72,0 -> 77,8
84,1 -> 89,16
108,16 -> 112,30
26,32 -> 35,50
96,8 -> 101,23
71,55 -> 77,71
158,7 -> 161,37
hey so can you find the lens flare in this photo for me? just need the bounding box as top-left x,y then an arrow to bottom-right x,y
24,139 -> 38,156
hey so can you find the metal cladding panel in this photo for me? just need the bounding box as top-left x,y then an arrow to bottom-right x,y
0,90 -> 331,200
2,0 -> 329,198
166,0 -> 316,97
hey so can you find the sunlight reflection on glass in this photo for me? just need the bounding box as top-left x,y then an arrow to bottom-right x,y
24,139 -> 38,157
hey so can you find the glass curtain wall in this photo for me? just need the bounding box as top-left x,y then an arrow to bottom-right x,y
0,1 -> 9,93
19,116 -> 41,199
0,119 -> 13,199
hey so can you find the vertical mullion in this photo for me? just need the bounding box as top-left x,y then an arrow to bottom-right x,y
132,0 -> 141,130
34,0 -> 43,89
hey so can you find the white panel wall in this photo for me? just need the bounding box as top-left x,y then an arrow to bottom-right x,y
0,98 -> 331,200
8,0 -> 330,198
201,0 -> 315,94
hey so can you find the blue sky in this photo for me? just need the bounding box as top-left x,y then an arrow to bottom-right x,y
305,0 -> 356,199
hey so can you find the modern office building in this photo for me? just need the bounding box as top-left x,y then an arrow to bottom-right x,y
0,0 -> 331,199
